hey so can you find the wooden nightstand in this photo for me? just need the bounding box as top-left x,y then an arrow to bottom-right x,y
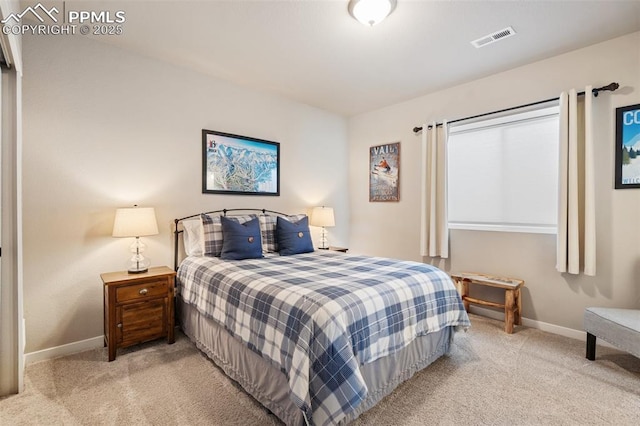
101,266 -> 176,361
318,246 -> 349,253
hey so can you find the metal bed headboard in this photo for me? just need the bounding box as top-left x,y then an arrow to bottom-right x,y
173,208 -> 290,271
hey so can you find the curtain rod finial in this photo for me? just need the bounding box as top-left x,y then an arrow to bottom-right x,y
413,126 -> 423,133
593,82 -> 619,97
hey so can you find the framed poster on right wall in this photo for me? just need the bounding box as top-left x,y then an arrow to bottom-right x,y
615,103 -> 640,189
369,142 -> 400,201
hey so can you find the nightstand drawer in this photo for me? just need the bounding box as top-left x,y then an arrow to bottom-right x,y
116,279 -> 168,303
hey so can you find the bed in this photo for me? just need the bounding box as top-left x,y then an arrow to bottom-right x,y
174,209 -> 470,425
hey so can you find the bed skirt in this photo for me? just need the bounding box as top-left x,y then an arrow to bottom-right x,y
178,296 -> 454,425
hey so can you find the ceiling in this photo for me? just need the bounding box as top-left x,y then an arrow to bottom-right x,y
76,0 -> 640,116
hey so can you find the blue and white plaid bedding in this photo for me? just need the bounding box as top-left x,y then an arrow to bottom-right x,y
177,251 -> 470,425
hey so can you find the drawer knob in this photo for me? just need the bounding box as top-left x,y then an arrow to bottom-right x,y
139,288 -> 148,295
117,323 -> 122,328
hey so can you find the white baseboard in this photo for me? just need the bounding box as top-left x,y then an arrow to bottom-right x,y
24,335 -> 104,365
23,308 -> 618,365
469,306 -> 616,349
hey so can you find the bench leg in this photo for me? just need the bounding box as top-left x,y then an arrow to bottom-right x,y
586,333 -> 596,361
454,279 -> 470,312
515,289 -> 522,325
505,289 -> 515,334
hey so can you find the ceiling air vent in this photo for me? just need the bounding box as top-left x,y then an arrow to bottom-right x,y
471,26 -> 516,48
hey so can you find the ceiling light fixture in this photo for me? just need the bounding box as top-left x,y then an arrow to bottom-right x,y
348,0 -> 397,27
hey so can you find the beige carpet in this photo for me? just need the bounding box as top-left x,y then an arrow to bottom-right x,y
1,314 -> 639,425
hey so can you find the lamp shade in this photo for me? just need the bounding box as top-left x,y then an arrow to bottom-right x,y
310,206 -> 335,227
112,207 -> 159,238
348,0 -> 397,26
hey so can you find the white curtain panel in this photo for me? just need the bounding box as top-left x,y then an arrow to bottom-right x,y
557,86 -> 596,276
420,121 -> 449,258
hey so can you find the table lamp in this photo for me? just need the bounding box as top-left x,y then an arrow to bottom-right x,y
112,206 -> 159,273
310,206 -> 335,249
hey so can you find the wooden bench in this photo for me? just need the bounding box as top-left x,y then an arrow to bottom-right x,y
450,272 -> 525,334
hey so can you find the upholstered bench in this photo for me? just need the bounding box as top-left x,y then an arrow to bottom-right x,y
584,307 -> 640,360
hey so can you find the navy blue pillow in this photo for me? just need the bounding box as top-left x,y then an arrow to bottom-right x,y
220,216 -> 263,260
277,216 -> 314,256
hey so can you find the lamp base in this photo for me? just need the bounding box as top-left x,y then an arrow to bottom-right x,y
127,237 -> 150,274
319,227 -> 329,250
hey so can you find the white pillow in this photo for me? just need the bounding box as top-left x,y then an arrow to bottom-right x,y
183,218 -> 204,256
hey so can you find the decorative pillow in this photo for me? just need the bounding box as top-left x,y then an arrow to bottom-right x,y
259,213 -> 306,253
202,213 -> 257,257
277,216 -> 314,256
220,216 -> 263,260
183,218 -> 204,256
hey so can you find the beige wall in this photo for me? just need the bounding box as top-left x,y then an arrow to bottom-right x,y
20,27 -> 640,353
349,32 -> 640,331
22,34 -> 349,353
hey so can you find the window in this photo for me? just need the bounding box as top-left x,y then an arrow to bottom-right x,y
447,104 -> 560,234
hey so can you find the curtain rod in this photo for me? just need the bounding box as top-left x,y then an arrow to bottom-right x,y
412,82 -> 619,133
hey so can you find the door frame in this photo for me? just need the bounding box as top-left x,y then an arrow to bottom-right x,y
0,3 -> 24,395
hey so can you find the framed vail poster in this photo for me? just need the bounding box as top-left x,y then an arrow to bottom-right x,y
369,142 -> 400,202
615,103 -> 640,189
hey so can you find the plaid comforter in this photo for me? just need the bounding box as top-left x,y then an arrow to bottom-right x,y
177,251 -> 470,425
